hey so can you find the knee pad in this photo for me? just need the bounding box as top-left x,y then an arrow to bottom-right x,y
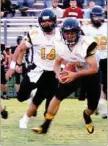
85,108 -> 94,115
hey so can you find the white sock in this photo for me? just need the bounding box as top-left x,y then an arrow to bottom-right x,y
22,113 -> 30,122
99,98 -> 105,105
98,99 -> 107,115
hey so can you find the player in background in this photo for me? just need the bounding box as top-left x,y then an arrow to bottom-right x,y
10,36 -> 24,97
1,44 -> 8,118
0,43 -> 8,119
1,44 -> 9,99
82,6 -> 107,119
15,36 -> 38,117
6,9 -> 59,129
32,18 -> 101,134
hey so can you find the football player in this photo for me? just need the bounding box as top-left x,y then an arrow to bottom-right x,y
6,9 -> 59,129
1,44 -> 9,99
82,6 -> 107,119
33,18 -> 101,134
10,36 -> 24,97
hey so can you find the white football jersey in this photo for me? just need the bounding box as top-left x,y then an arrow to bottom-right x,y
54,35 -> 97,72
24,27 -> 60,71
82,23 -> 107,59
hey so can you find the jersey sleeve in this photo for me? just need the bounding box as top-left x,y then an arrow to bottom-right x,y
23,32 -> 32,48
86,42 -> 97,58
54,39 -> 64,58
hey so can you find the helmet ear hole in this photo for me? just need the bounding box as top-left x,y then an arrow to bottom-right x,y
38,9 -> 57,33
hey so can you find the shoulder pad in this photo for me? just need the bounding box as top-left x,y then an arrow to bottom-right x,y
55,28 -> 62,41
29,27 -> 39,36
83,36 -> 96,45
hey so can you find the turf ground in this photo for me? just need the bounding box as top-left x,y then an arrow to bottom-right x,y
1,98 -> 107,146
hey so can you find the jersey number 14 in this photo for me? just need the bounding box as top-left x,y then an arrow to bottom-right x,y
41,48 -> 56,60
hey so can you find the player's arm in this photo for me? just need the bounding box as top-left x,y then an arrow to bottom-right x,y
76,55 -> 98,79
8,32 -> 31,68
5,43 -> 28,80
11,42 -> 28,63
76,42 -> 98,78
62,42 -> 98,83
8,50 -> 13,65
54,55 -> 63,80
6,31 -> 33,80
15,49 -> 26,73
10,31 -> 32,65
2,50 -> 7,65
17,49 -> 26,65
5,33 -> 31,80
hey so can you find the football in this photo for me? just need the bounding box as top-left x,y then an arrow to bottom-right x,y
65,63 -> 76,72
60,63 -> 76,82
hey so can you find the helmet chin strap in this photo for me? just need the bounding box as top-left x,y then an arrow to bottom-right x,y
64,37 -> 78,51
67,42 -> 76,51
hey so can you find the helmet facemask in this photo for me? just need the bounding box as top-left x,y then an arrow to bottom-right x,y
40,19 -> 56,33
62,28 -> 80,47
61,18 -> 81,48
38,9 -> 57,33
90,6 -> 105,28
91,15 -> 104,27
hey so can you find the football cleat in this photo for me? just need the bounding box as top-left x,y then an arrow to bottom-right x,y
83,110 -> 94,134
1,108 -> 8,119
19,118 -> 28,129
32,127 -> 44,134
32,119 -> 52,134
1,95 -> 9,100
86,123 -> 94,134
102,114 -> 107,119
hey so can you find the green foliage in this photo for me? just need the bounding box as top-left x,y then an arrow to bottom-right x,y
1,99 -> 107,146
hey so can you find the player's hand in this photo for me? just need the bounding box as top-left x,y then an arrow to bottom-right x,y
60,70 -> 77,84
55,72 -> 64,83
5,69 -> 15,80
0,12 -> 4,17
3,61 -> 6,65
16,65 -> 22,73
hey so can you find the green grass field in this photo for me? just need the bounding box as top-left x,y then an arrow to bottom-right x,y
1,99 -> 107,146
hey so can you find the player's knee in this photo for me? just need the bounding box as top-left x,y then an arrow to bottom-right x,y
85,108 -> 94,115
17,94 -> 29,102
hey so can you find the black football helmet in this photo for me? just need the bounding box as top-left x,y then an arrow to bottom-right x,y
90,6 -> 104,27
38,9 -> 57,33
61,18 -> 81,46
17,36 -> 23,45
